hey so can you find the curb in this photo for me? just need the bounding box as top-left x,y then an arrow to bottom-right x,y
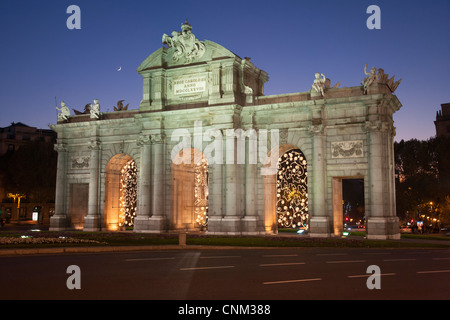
0,244 -> 290,256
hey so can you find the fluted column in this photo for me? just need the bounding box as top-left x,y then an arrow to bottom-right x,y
148,133 -> 166,232
206,129 -> 224,234
84,138 -> 101,231
221,129 -> 244,234
365,117 -> 400,240
308,122 -> 330,237
49,143 -> 69,230
134,134 -> 152,232
243,129 -> 261,234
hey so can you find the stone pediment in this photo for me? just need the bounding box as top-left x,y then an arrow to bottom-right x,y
137,40 -> 238,72
136,22 -> 269,111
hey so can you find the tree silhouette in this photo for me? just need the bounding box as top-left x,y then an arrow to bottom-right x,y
0,141 -> 57,204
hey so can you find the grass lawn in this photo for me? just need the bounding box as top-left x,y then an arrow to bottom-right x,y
0,229 -> 449,250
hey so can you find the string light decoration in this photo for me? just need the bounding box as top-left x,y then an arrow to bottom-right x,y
276,149 -> 308,229
119,159 -> 137,228
194,158 -> 208,228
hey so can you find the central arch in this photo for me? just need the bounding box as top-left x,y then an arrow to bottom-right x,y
171,148 -> 209,231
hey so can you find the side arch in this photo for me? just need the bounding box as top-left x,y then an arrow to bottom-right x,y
104,153 -> 137,230
263,144 -> 309,233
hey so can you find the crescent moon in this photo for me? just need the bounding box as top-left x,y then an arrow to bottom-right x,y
117,66 -> 122,71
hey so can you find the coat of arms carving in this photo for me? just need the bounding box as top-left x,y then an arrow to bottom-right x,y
162,20 -> 206,64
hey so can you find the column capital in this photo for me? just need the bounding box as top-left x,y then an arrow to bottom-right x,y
363,120 -> 393,133
54,143 -> 67,153
88,138 -> 101,150
150,133 -> 165,144
308,123 -> 324,135
137,134 -> 151,146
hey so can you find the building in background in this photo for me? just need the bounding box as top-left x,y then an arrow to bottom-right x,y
0,122 -> 57,224
435,103 -> 450,138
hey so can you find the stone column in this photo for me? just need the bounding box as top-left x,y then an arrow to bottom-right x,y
134,135 -> 152,232
221,64 -> 235,103
84,138 -> 101,231
221,129 -> 243,234
208,65 -> 222,104
151,72 -> 165,110
49,143 -> 69,230
148,133 -> 166,232
243,130 -> 260,234
308,122 -> 330,237
139,73 -> 151,110
206,129 -> 224,234
365,118 -> 400,240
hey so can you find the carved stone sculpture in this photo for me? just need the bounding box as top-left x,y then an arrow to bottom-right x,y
311,73 -> 326,96
114,100 -> 129,111
362,64 -> 402,94
363,64 -> 379,94
376,68 -> 402,93
162,20 -> 206,64
73,104 -> 91,115
90,99 -> 100,119
56,101 -> 71,121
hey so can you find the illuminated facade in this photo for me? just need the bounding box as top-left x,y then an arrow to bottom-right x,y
50,22 -> 402,239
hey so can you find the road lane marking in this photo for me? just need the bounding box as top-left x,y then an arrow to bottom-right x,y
347,273 -> 396,278
363,252 -> 392,255
263,278 -> 322,285
383,258 -> 417,262
125,257 -> 176,261
260,262 -> 306,267
316,253 -> 347,256
326,260 -> 366,264
180,266 -> 235,271
200,256 -> 241,259
262,254 -> 298,257
417,270 -> 450,274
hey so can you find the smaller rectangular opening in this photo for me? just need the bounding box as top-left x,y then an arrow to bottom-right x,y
332,178 -> 365,236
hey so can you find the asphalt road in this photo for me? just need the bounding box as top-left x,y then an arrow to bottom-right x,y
1,247 -> 450,302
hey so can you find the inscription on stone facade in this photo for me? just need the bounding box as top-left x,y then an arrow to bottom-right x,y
331,140 -> 364,159
173,76 -> 207,95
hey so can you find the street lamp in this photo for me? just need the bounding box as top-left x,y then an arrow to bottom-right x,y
7,193 -> 26,209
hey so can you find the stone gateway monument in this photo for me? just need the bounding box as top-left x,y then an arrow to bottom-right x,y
51,21 -> 402,239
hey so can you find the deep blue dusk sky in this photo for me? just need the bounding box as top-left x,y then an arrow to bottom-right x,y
0,0 -> 448,142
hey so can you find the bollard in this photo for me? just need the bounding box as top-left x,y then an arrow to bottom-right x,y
179,232 -> 187,247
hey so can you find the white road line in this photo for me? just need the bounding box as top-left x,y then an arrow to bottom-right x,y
417,270 -> 450,274
200,256 -> 241,259
125,257 -> 176,261
263,278 -> 322,285
347,273 -> 396,278
180,266 -> 235,271
363,252 -> 392,255
260,262 -> 306,267
262,254 -> 298,257
326,260 -> 367,264
383,258 -> 417,262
